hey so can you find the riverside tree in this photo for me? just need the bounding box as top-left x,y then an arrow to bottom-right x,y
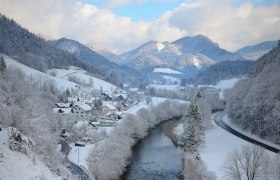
0,56 -> 6,72
182,95 -> 205,152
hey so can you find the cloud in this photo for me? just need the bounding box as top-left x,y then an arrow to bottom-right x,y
0,0 -> 279,54
167,0 -> 280,50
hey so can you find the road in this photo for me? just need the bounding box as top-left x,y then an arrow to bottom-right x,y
59,139 -> 90,179
213,112 -> 280,153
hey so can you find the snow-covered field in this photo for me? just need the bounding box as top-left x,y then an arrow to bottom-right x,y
4,55 -> 78,91
150,84 -> 180,91
49,67 -> 117,92
3,54 -> 117,94
200,118 -> 274,180
153,68 -> 183,74
0,129 -> 60,180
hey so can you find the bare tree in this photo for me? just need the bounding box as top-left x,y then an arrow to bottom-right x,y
223,145 -> 272,180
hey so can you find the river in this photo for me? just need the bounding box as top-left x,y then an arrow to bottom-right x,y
123,119 -> 184,180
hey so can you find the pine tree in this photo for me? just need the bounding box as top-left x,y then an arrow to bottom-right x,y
183,95 -> 205,152
65,88 -> 70,97
0,56 -> 6,72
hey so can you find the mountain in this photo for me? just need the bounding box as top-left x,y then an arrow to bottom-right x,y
121,40 -> 214,70
235,40 -> 278,60
87,43 -> 124,65
51,38 -> 146,84
120,35 -> 243,71
172,34 -> 243,62
227,40 -> 280,143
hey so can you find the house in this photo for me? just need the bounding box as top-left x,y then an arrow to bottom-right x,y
55,103 -> 72,108
102,103 -> 117,117
101,91 -> 113,101
86,97 -> 101,107
71,103 -> 92,117
115,93 -> 127,101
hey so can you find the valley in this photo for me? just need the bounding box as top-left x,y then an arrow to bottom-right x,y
0,5 -> 279,180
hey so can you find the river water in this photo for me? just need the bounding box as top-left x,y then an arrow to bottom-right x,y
123,119 -> 183,180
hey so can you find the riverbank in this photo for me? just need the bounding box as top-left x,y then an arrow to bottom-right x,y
87,99 -> 187,180
123,119 -> 184,180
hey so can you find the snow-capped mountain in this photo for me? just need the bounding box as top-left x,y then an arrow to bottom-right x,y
121,39 -> 214,70
173,34 -> 243,62
120,35 -> 242,70
87,42 -> 124,64
235,40 -> 278,60
51,38 -> 146,83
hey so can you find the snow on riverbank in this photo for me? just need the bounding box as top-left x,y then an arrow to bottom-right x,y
223,115 -> 280,150
200,117 -> 274,180
0,129 -> 60,180
68,143 -> 95,170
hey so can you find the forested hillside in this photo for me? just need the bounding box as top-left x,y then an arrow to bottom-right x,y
183,60 -> 254,85
0,14 -> 85,72
227,41 -> 280,143
0,57 -> 71,177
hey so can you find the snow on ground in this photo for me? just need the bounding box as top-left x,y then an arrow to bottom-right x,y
98,126 -> 114,135
124,97 -> 182,115
0,129 -> 60,180
150,84 -> 180,91
3,55 -> 78,91
162,75 -> 180,84
68,143 -> 95,170
3,54 -> 117,93
173,123 -> 183,136
200,117 -> 274,180
223,115 -> 280,150
214,78 -> 240,99
153,68 -> 183,74
49,67 -> 117,92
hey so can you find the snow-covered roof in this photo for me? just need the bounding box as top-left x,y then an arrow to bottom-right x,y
116,93 -> 127,99
103,102 -> 116,110
55,103 -> 71,108
86,97 -> 100,104
73,103 -> 92,111
137,91 -> 145,95
129,88 -> 138,92
116,111 -> 123,116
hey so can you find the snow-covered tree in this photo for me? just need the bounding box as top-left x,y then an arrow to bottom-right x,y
182,97 -> 205,152
0,56 -> 6,72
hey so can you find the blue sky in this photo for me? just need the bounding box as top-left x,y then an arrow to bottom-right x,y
86,0 -> 279,21
87,0 -> 188,21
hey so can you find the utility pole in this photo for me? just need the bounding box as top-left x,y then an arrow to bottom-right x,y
78,148 -> 79,163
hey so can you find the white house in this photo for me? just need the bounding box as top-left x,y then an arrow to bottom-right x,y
71,103 -> 92,117
102,103 -> 117,117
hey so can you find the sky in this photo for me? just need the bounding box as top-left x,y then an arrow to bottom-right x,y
0,0 -> 279,54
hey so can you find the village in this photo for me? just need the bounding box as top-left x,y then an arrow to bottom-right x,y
53,86 -> 147,147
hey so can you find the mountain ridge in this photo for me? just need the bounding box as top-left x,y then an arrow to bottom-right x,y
119,34 -> 243,71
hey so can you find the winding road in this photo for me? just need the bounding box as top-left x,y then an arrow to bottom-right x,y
213,112 -> 280,153
59,139 -> 90,180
